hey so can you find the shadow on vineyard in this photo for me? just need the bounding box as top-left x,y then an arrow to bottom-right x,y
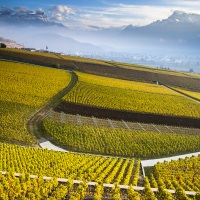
55,101 -> 200,128
2,48 -> 200,92
74,61 -> 200,92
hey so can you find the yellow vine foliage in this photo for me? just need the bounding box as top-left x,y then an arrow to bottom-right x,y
64,71 -> 200,118
0,60 -> 71,143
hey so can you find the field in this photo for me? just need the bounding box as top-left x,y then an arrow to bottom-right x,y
74,61 -> 200,91
172,87 -> 200,101
0,173 -> 72,199
0,48 -> 75,69
0,143 -> 199,199
0,48 -> 111,69
107,61 -> 192,77
2,48 -> 200,92
0,60 -> 71,144
0,143 -> 141,185
63,71 -> 200,118
151,155 -> 200,192
47,111 -> 200,135
42,118 -> 200,158
1,173 -> 198,200
1,50 -> 200,198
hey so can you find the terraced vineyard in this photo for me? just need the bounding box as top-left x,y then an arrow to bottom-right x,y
0,143 -> 141,185
0,48 -> 111,69
63,71 -> 200,118
151,155 -> 200,192
0,173 -> 72,199
1,172 -> 199,199
42,117 -> 200,158
2,48 -> 200,91
0,60 -> 71,144
74,61 -> 200,91
1,50 -> 200,199
47,112 -> 200,135
107,61 -> 191,77
172,86 -> 200,101
0,142 -> 199,199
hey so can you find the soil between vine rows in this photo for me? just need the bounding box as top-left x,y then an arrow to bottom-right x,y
54,101 -> 200,128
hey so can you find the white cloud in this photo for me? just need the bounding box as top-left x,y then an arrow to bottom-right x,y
72,2 -> 200,28
54,13 -> 64,21
50,5 -> 76,15
47,2 -> 200,29
164,0 -> 200,7
74,5 -> 172,27
49,5 -> 76,21
161,0 -> 200,14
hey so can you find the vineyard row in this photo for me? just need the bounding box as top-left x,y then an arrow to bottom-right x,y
0,171 -> 197,196
47,111 -> 200,136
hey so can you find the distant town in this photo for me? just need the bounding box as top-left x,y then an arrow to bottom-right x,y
1,39 -> 200,73
71,51 -> 200,74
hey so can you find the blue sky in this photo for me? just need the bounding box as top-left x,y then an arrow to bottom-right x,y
1,0 -> 200,28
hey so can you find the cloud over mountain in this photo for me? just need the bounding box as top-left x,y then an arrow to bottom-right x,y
120,10 -> 200,50
49,5 -> 76,21
0,6 -> 66,28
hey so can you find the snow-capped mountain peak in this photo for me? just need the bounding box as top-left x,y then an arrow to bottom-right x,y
165,10 -> 200,25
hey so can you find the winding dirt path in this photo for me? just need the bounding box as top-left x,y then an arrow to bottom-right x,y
27,71 -> 78,141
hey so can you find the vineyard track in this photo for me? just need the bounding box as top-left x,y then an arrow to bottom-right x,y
27,71 -> 78,140
38,137 -> 139,160
38,138 -> 68,152
54,101 -> 200,128
141,151 -> 200,168
163,84 -> 200,104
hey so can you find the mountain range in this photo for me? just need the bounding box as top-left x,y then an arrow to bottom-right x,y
0,37 -> 23,49
0,7 -> 66,28
119,10 -> 200,50
0,9 -> 200,52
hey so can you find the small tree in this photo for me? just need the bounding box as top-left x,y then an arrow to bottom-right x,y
0,43 -> 6,48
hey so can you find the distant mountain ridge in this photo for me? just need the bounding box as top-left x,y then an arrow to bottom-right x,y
0,7 -> 66,28
1,9 -> 200,52
120,11 -> 200,49
20,33 -> 103,53
158,10 -> 200,25
122,10 -> 200,33
0,36 -> 23,48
